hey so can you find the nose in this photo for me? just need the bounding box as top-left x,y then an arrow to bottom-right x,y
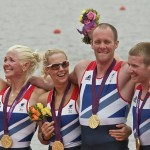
99,42 -> 106,49
58,64 -> 64,70
3,61 -> 9,66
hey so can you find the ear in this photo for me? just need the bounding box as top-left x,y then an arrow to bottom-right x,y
22,62 -> 30,72
44,67 -> 51,76
115,40 -> 119,49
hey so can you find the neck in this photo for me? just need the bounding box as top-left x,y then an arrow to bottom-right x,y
10,78 -> 28,93
54,81 -> 69,96
141,82 -> 150,93
96,58 -> 115,78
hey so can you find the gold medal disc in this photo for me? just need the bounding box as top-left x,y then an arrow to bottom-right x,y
135,137 -> 140,150
1,134 -> 13,148
52,141 -> 64,150
89,114 -> 100,129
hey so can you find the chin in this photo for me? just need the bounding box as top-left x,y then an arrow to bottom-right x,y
131,77 -> 138,83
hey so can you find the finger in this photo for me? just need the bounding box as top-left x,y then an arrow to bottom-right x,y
116,124 -> 125,128
110,132 -> 125,137
115,137 -> 125,141
109,128 -> 124,134
44,127 -> 54,137
42,121 -> 54,129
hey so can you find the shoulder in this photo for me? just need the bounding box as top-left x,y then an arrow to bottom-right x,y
29,86 -> 48,105
74,60 -> 91,71
117,61 -> 135,102
120,61 -> 129,70
32,87 -> 47,99
70,59 -> 92,85
118,61 -> 130,78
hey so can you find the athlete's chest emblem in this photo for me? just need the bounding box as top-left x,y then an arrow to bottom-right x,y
85,75 -> 91,80
19,103 -> 25,112
133,96 -> 137,103
68,104 -> 73,113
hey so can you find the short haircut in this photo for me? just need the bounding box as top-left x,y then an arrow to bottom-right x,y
91,23 -> 118,41
129,42 -> 150,66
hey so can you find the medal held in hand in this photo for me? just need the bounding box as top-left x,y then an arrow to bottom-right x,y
135,137 -> 140,150
1,134 -> 13,148
89,114 -> 100,129
51,82 -> 71,150
52,141 -> 64,150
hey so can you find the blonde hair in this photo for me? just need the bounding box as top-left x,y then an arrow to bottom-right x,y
43,49 -> 68,66
8,45 -> 41,76
42,49 -> 68,77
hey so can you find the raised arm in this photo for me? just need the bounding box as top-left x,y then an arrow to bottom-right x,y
69,60 -> 90,86
118,62 -> 135,103
29,75 -> 54,91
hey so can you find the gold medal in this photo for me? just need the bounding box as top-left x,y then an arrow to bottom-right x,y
52,140 -> 64,150
1,134 -> 13,148
135,137 -> 140,150
89,114 -> 100,129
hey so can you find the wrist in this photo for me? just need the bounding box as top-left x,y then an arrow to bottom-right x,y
41,133 -> 50,141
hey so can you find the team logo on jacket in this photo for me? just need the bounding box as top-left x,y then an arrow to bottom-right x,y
108,72 -> 115,83
133,96 -> 137,103
68,104 -> 73,113
19,103 -> 25,112
85,75 -> 91,80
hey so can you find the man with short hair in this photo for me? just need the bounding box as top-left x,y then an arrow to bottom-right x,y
70,23 -> 135,150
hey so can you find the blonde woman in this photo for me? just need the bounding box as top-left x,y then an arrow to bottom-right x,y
0,45 -> 46,150
38,49 -> 81,150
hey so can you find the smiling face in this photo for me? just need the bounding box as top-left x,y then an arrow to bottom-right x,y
128,55 -> 150,85
91,26 -> 118,64
3,51 -> 24,80
45,53 -> 69,86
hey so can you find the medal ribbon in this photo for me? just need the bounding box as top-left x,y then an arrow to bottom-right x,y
135,90 -> 149,137
3,82 -> 30,134
92,59 -> 116,114
51,82 -> 71,142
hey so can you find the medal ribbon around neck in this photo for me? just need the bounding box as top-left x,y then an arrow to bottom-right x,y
89,59 -> 116,129
135,90 -> 149,138
92,59 -> 116,114
51,82 -> 71,142
3,82 -> 30,134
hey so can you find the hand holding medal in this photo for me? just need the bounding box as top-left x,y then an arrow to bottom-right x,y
51,82 -> 71,150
